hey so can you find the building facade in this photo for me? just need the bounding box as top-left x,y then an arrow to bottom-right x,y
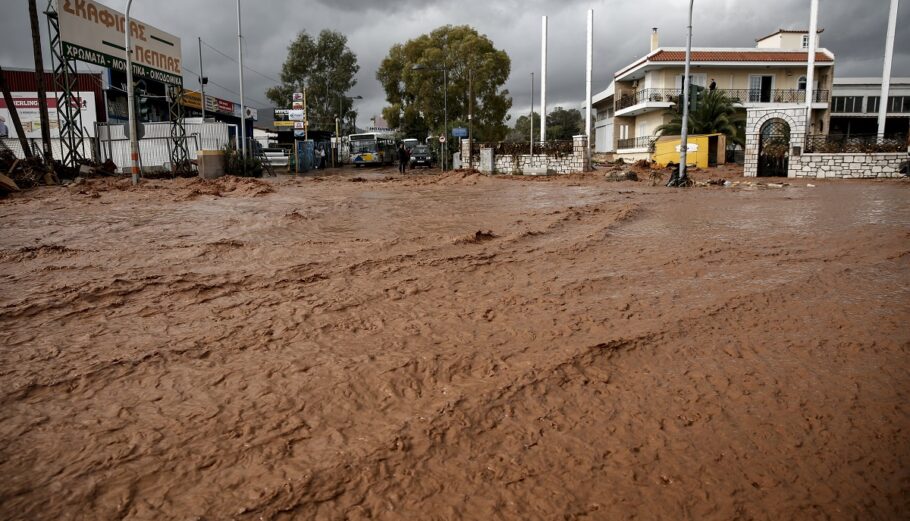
829,77 -> 910,137
603,28 -> 834,161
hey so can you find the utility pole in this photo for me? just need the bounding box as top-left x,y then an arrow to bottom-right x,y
585,9 -> 593,169
677,0 -> 694,185
0,66 -> 33,158
877,0 -> 899,139
540,15 -> 548,142
198,37 -> 206,120
530,72 -> 534,156
125,0 -> 140,185
28,0 -> 52,160
236,0 -> 247,164
468,69 -> 473,172
805,0 -> 818,132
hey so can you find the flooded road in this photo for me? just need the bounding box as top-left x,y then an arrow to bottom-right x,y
1,171 -> 908,520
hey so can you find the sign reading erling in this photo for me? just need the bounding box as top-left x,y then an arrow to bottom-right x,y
57,0 -> 183,86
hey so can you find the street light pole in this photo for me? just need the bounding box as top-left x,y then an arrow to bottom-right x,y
677,0 -> 694,185
468,68 -> 473,172
198,37 -> 206,120
530,72 -> 534,156
334,95 -> 361,168
412,64 -> 448,171
125,0 -> 140,185
236,0 -> 246,164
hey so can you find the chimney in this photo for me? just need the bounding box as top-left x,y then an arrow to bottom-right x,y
650,27 -> 659,52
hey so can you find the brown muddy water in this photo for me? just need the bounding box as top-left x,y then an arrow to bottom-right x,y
1,172 -> 908,520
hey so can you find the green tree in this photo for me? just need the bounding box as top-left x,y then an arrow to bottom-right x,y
267,30 -> 360,134
376,25 -> 512,143
656,90 -> 746,147
505,112 -> 540,142
546,107 -> 583,141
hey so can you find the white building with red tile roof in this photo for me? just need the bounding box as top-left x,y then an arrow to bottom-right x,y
590,28 -> 835,160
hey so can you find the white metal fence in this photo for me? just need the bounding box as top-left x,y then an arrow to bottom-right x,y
0,121 -> 232,173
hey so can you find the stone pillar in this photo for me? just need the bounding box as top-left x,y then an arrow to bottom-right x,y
480,148 -> 495,174
459,138 -> 470,170
573,135 -> 590,172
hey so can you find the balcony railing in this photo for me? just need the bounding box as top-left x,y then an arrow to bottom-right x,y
615,88 -> 830,111
804,133 -> 907,153
617,136 -> 657,150
616,89 -> 682,110
724,88 -> 829,104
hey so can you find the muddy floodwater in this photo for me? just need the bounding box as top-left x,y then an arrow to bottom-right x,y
1,171 -> 908,520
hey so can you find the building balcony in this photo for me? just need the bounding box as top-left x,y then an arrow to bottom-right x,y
615,89 -> 681,116
616,136 -> 657,152
615,88 -> 830,116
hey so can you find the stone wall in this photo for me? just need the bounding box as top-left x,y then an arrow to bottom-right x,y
460,135 -> 590,175
789,152 -> 908,178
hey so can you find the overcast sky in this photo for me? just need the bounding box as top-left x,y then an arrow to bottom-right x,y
2,0 -> 908,127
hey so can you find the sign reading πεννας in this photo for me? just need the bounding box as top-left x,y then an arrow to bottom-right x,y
56,0 -> 183,86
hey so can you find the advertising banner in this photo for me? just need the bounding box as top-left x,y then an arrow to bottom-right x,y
56,0 -> 183,86
216,99 -> 234,114
181,90 -> 203,110
0,92 -> 97,138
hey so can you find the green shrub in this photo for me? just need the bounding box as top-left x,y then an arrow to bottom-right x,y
222,145 -> 263,177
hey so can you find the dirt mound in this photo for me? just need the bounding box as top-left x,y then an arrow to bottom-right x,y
175,176 -> 274,200
453,230 -> 497,244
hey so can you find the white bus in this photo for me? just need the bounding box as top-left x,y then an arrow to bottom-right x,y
349,132 -> 396,167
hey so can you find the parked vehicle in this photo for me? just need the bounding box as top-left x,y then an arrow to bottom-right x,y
350,133 -> 396,167
402,138 -> 420,151
409,145 -> 434,168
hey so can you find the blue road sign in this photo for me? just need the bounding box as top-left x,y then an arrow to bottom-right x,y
452,127 -> 468,138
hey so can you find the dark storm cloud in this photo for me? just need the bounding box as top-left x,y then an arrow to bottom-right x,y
1,0 -> 907,127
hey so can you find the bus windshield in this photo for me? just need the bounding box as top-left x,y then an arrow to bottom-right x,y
351,140 -> 377,154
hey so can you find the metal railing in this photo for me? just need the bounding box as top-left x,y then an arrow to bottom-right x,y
804,134 -> 907,154
616,136 -> 657,150
472,141 -> 576,156
616,89 -> 683,110
0,137 -> 95,162
724,89 -> 829,104
616,88 -> 830,110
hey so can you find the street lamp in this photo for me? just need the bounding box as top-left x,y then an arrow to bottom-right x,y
335,95 -> 361,167
411,63 -> 448,171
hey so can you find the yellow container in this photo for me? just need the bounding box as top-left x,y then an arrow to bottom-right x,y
652,133 -> 726,169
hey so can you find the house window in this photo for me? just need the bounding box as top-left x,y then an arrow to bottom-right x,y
867,96 -> 880,113
801,34 -> 810,48
887,96 -> 910,113
798,76 -> 807,91
832,96 -> 863,113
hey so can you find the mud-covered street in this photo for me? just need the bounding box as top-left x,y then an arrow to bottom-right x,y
1,170 -> 908,520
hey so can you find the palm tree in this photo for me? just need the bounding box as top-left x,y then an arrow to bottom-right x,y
656,89 -> 745,147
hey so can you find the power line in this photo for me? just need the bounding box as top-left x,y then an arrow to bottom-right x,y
201,39 -> 282,85
182,63 -> 270,109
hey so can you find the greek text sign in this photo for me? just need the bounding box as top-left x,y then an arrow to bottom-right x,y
56,0 -> 183,86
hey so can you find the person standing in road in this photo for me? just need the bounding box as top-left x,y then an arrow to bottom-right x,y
0,116 -> 8,138
397,143 -> 408,174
